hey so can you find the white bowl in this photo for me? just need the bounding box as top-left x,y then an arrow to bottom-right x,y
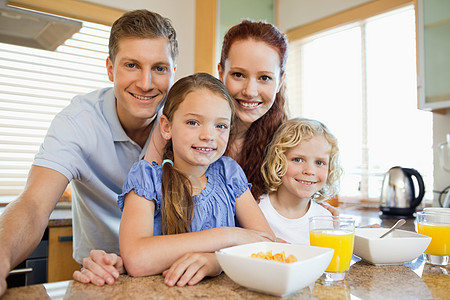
354,228 -> 431,265
215,242 -> 334,297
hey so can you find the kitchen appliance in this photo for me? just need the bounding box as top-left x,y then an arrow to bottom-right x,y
380,166 -> 425,217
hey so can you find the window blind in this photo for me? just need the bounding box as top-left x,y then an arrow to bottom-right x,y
0,21 -> 112,197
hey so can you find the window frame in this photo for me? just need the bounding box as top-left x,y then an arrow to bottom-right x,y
284,0 -> 431,204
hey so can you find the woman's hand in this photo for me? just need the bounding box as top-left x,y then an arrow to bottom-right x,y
319,202 -> 339,216
162,252 -> 222,287
231,228 -> 275,246
72,250 -> 125,286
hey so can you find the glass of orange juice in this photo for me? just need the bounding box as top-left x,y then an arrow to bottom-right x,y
309,216 -> 355,282
416,208 -> 450,266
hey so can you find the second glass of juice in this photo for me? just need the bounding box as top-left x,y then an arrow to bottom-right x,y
417,209 -> 450,266
309,216 -> 355,281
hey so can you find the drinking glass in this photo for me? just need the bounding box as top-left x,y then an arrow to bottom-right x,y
416,209 -> 450,266
309,216 -> 355,281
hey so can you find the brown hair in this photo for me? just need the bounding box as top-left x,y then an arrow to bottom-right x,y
161,73 -> 235,235
261,118 -> 343,200
109,9 -> 178,63
220,19 -> 289,200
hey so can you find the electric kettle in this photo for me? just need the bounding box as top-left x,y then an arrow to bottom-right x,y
380,166 -> 425,217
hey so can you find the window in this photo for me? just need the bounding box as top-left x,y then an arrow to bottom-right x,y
286,5 -> 433,204
0,19 -> 112,200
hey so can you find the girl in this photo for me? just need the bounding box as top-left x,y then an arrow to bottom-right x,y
259,118 -> 343,245
118,73 -> 275,287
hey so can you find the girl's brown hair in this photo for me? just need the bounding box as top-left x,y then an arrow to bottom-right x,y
161,73 -> 235,235
219,19 -> 289,200
261,118 -> 343,200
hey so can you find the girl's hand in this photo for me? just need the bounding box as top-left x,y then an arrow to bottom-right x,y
162,252 -> 222,287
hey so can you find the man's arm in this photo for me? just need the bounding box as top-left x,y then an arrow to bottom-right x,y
0,166 -> 68,296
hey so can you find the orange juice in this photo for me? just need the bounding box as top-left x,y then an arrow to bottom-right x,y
310,229 -> 355,273
417,223 -> 450,256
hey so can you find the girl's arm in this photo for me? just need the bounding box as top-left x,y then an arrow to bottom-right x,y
119,190 -> 273,277
235,188 -> 276,239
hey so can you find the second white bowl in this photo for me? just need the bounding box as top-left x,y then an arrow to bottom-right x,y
354,228 -> 431,265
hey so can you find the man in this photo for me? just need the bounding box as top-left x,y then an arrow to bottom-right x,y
0,9 -> 177,295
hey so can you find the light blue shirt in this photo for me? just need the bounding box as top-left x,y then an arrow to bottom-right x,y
118,156 -> 250,234
33,87 -> 157,263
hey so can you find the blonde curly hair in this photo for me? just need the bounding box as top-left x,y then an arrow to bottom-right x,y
261,118 -> 343,200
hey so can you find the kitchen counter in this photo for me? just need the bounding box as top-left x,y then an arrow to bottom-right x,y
2,203 -> 448,299
1,254 -> 449,299
0,204 -> 450,300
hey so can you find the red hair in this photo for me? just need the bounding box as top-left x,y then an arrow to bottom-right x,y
220,20 -> 288,200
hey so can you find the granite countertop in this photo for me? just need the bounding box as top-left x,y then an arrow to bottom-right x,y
1,255 -> 449,299
2,204 -> 448,299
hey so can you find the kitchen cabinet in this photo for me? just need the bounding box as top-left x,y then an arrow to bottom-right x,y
417,0 -> 450,110
48,226 -> 79,282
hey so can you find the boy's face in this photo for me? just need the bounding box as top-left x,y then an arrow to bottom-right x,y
279,135 -> 331,200
106,37 -> 176,128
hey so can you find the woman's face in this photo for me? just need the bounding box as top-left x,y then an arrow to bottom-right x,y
219,39 -> 284,128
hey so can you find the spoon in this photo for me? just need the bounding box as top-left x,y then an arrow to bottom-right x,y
379,219 -> 406,238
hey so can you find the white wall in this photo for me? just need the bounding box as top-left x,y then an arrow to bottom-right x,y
85,0 -> 196,80
433,109 -> 450,206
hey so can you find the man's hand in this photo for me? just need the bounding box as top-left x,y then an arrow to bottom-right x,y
73,250 -> 125,286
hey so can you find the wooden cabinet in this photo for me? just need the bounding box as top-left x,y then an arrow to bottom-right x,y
48,226 -> 79,282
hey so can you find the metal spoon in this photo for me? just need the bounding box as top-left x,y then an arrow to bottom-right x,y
379,219 -> 406,238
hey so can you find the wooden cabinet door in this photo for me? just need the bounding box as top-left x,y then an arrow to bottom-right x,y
48,226 -> 80,282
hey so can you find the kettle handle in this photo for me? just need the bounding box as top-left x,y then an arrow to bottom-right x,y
402,168 -> 425,207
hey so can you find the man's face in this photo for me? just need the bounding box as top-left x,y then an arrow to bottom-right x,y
106,37 -> 176,128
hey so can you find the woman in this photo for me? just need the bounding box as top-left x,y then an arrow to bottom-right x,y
218,19 -> 288,200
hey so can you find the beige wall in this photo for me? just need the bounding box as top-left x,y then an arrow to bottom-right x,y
85,0 -> 196,80
277,0 -> 371,32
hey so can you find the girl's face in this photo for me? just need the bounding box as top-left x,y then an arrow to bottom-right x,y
161,89 -> 232,172
219,39 -> 283,128
278,135 -> 331,200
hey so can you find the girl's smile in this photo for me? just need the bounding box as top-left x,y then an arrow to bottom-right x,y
161,88 -> 232,174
